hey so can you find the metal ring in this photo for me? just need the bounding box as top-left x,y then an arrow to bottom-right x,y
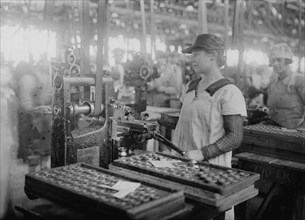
67,53 -> 76,65
139,65 -> 151,80
69,64 -> 80,75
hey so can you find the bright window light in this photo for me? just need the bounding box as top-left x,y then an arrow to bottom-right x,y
300,57 -> 305,73
291,56 -> 299,72
226,49 -> 239,67
0,25 -> 56,64
156,38 -> 166,52
243,49 -> 269,66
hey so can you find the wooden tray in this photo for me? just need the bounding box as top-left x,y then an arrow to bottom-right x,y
25,163 -> 185,220
109,164 -> 258,211
242,124 -> 305,163
111,152 -> 260,195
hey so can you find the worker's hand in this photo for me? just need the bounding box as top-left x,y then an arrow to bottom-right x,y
141,111 -> 161,121
185,150 -> 204,161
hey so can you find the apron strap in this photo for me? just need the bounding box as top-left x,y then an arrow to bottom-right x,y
206,78 -> 233,96
186,78 -> 233,96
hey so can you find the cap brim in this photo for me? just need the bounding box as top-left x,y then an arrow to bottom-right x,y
181,46 -> 193,54
181,46 -> 205,54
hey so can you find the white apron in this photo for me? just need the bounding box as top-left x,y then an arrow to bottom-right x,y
172,84 -> 247,220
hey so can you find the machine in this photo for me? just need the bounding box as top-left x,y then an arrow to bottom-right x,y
51,49 -> 183,169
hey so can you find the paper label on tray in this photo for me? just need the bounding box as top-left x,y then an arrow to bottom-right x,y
149,160 -> 176,168
112,180 -> 140,198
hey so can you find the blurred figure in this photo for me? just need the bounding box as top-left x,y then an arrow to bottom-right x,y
150,52 -> 184,107
111,48 -> 125,92
1,64 -> 17,219
13,61 -> 52,162
267,43 -> 305,129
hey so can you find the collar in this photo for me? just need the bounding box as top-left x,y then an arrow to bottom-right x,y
276,71 -> 294,86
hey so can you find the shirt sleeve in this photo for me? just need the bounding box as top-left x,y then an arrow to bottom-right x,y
220,85 -> 247,117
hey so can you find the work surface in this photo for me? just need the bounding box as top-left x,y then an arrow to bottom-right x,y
241,124 -> 305,163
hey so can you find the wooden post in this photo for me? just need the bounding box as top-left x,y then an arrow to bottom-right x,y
232,0 -> 241,49
79,0 -> 91,101
96,0 -> 108,77
150,0 -> 156,60
104,1 -> 109,65
43,0 -> 54,25
232,0 -> 245,89
140,0 -> 147,60
198,0 -> 208,34
223,0 -> 229,75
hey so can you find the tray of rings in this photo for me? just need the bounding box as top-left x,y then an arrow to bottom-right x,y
243,124 -> 305,139
109,152 -> 260,210
24,163 -> 185,220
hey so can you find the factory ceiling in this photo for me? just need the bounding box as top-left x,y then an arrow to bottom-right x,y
1,0 -> 304,55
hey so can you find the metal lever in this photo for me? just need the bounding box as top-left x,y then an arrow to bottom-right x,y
151,131 -> 186,157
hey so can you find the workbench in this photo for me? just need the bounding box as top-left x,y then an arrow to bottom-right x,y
236,124 -> 305,220
239,124 -> 305,163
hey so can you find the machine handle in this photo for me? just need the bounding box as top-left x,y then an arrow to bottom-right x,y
151,132 -> 185,157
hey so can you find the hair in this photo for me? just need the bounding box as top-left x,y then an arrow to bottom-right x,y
269,58 -> 293,66
285,59 -> 293,65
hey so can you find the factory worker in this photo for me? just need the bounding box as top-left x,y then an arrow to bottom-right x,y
142,34 -> 247,220
111,48 -> 125,92
267,43 -> 305,129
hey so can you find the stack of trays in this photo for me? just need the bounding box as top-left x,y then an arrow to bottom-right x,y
25,163 -> 185,220
110,152 -> 260,211
242,124 -> 305,163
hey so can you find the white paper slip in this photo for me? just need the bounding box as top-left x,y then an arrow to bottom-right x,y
149,160 -> 164,167
160,161 -> 175,168
149,160 -> 176,168
113,191 -> 132,199
112,180 -> 141,198
281,127 -> 297,132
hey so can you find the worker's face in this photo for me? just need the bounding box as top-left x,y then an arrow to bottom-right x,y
270,58 -> 288,74
190,50 -> 213,74
114,54 -> 123,64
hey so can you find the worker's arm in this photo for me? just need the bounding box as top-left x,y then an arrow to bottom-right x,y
200,114 -> 244,160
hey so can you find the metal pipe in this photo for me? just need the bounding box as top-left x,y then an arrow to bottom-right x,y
198,0 -> 208,34
150,0 -> 156,60
140,0 -> 147,60
67,102 -> 91,116
64,77 -> 95,86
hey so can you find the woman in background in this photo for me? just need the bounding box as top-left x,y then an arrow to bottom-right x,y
267,43 -> 305,129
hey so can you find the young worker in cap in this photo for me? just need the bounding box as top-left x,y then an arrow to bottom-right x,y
142,34 -> 247,220
267,43 -> 305,129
